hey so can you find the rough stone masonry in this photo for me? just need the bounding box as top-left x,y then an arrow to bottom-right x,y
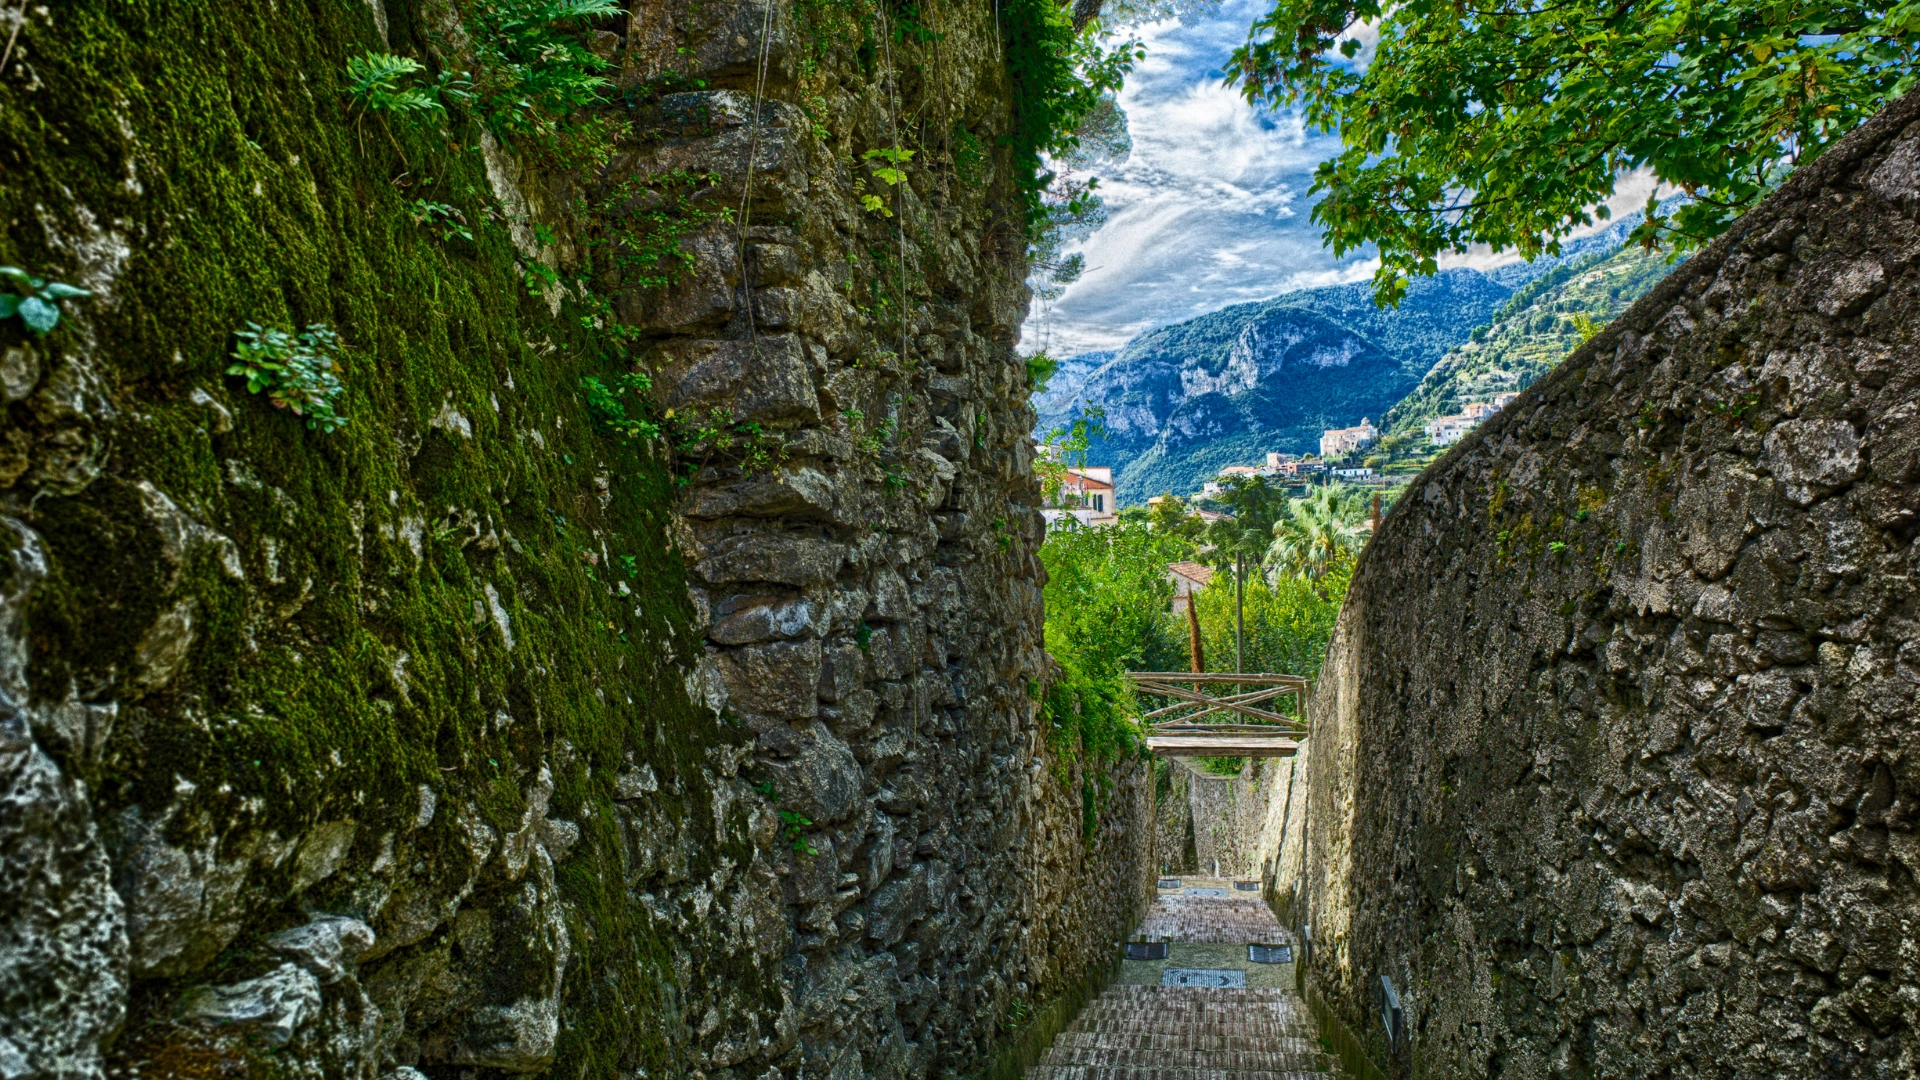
0,2 -> 1151,1079
1281,89 -> 1920,1076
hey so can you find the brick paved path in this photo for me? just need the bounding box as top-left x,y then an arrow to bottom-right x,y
1134,895 -> 1290,945
1028,882 -> 1340,1079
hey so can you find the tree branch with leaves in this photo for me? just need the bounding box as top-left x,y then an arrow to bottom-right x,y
1230,0 -> 1920,304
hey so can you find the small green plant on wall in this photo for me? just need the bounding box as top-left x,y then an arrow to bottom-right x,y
861,146 -> 914,215
410,199 -> 474,242
0,267 -> 90,334
226,322 -> 350,433
581,372 -> 659,441
344,53 -> 454,118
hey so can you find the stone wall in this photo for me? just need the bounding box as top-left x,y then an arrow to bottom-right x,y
1153,759 -> 1197,874
1151,757 -> 1300,881
1283,90 -> 1920,1077
0,2 -> 1153,1079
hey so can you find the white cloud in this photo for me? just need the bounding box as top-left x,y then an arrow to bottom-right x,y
1023,0 -> 1374,356
1434,167 -> 1682,273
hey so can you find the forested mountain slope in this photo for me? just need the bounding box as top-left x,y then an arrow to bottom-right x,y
1040,271 -> 1508,502
1035,222 -> 1647,504
1383,243 -> 1674,435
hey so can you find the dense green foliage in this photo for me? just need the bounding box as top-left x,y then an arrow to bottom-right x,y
1000,0 -> 1141,226
1192,568 -> 1346,684
1231,0 -> 1920,303
1039,522 -> 1189,764
1040,487 -> 1357,775
1265,485 -> 1371,580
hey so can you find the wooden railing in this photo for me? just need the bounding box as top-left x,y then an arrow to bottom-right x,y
1126,672 -> 1309,757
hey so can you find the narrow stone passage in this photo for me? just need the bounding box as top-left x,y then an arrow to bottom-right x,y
1029,879 -> 1340,1079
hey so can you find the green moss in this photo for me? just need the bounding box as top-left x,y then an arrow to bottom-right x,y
0,1 -> 778,1073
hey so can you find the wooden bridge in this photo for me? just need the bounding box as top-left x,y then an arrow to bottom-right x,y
1127,672 -> 1308,758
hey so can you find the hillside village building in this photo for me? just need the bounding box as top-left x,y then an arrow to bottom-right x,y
1043,465 -> 1117,528
1167,561 -> 1215,615
1319,417 -> 1378,457
1425,392 -> 1526,447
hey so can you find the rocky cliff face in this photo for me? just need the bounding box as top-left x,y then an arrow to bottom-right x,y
0,3 -> 1151,1079
1282,90 -> 1920,1077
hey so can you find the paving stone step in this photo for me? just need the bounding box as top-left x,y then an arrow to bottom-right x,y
1093,989 -> 1302,1003
1036,1060 -> 1336,1068
1075,1001 -> 1306,1015
1039,1045 -> 1334,1071
1071,1008 -> 1311,1025
1072,1021 -> 1318,1041
1026,887 -> 1341,1079
1053,1033 -> 1324,1054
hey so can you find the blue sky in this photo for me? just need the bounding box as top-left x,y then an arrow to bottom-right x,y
1020,0 -> 1379,357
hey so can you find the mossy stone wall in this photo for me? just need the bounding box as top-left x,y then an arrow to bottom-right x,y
0,2 -> 1154,1078
1287,90 -> 1920,1078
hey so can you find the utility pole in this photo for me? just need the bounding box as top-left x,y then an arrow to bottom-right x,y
1234,550 -> 1245,673
1186,588 -> 1205,674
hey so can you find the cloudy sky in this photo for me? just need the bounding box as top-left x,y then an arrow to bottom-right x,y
1019,0 -> 1378,357
1017,2 -> 1666,358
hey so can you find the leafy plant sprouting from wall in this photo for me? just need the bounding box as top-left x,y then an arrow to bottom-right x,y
226,322 -> 350,432
344,53 -> 452,117
665,405 -> 784,482
410,199 -> 474,241
465,0 -> 625,162
860,146 -> 914,216
581,372 -> 660,441
999,0 -> 1142,227
592,170 -> 731,291
0,266 -> 89,334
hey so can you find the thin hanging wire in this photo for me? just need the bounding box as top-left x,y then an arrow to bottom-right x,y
736,0 -> 781,352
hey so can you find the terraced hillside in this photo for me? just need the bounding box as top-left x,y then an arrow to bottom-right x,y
1382,243 -> 1674,436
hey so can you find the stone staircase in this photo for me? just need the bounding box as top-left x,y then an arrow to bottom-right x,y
1028,879 -> 1340,1079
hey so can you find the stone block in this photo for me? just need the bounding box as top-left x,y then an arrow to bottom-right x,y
711,639 -> 822,727
179,963 -> 323,1048
694,531 -> 842,587
761,721 -> 863,826
708,594 -> 823,645
657,334 -> 819,426
685,466 -> 837,521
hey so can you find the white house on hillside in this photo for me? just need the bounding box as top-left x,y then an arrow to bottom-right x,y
1043,466 -> 1117,528
1425,393 -> 1524,448
1320,418 -> 1379,457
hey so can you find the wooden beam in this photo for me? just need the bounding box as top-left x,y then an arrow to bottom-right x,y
1141,684 -> 1289,720
1128,672 -> 1311,686
1153,723 -> 1307,734
1146,734 -> 1302,758
1131,681 -> 1303,725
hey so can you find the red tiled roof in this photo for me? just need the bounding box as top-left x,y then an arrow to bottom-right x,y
1167,561 -> 1214,586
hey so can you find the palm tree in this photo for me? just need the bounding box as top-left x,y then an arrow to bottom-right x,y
1265,486 -> 1371,580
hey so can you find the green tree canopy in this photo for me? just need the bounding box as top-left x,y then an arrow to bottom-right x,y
1266,484 -> 1373,580
1231,0 -> 1920,303
1200,475 -> 1288,569
1146,492 -> 1209,545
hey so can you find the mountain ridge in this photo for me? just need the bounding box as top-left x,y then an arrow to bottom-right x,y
1033,220 -> 1661,503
